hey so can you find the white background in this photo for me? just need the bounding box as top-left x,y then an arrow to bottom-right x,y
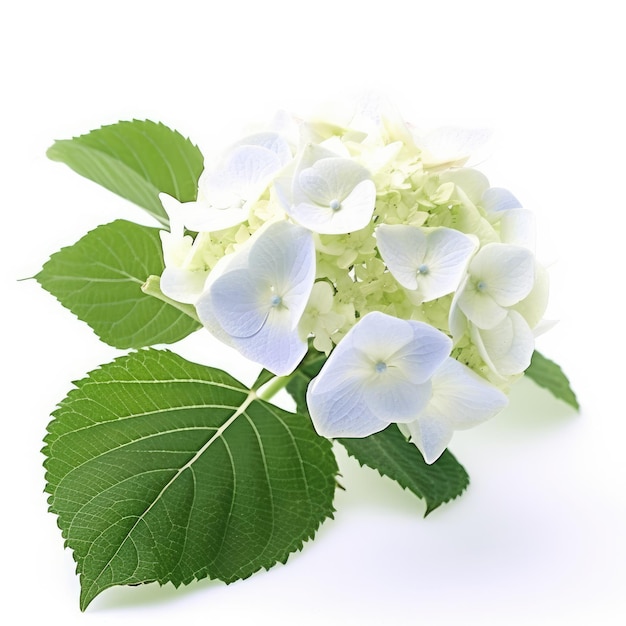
3,1 -> 625,624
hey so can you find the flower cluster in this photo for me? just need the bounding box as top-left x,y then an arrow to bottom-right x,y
158,101 -> 549,463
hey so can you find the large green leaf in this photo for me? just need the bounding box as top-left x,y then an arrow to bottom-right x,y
43,349 -> 338,610
36,220 -> 201,348
285,348 -> 469,514
47,119 -> 204,225
338,427 -> 469,516
525,350 -> 579,410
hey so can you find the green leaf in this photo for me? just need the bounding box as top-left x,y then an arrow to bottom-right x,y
43,349 -> 338,610
47,119 -> 204,225
338,426 -> 469,516
36,220 -> 201,348
285,349 -> 469,515
525,350 -> 579,410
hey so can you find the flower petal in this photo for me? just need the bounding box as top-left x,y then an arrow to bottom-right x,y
196,220 -> 315,375
160,266 -> 209,305
363,374 -> 432,423
290,179 -> 376,234
375,224 -> 427,290
472,310 -> 535,376
306,311 -> 451,438
468,243 -> 535,307
456,286 -> 508,330
178,201 -> 250,233
209,268 -> 269,338
499,208 -> 536,249
428,358 -> 508,430
307,374 -> 390,438
247,221 -> 316,327
376,225 -> 476,301
481,187 -> 522,215
402,416 -> 454,465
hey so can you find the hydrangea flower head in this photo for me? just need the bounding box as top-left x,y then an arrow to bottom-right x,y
157,99 -> 552,462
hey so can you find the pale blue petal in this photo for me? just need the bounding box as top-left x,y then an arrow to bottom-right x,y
231,307 -> 308,375
235,132 -> 292,166
482,187 -> 522,215
289,178 -> 376,235
387,320 -> 453,384
426,358 -> 508,429
299,158 -> 370,203
307,374 -> 390,438
363,374 -> 432,423
350,311 -> 416,360
350,312 -> 451,384
209,268 -> 269,338
249,222 -> 313,291
377,225 -> 475,301
404,417 -> 454,465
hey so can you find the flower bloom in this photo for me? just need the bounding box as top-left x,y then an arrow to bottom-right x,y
398,357 -> 508,463
161,132 -> 292,233
375,224 -> 477,303
156,99 -> 553,458
275,143 -> 376,234
307,311 -> 452,438
195,220 -> 315,375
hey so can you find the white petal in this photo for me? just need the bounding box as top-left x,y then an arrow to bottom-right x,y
160,266 -> 209,305
404,417 -> 454,465
418,126 -> 491,168
307,374 -> 390,438
238,307 -> 308,375
420,229 -> 477,301
290,179 -> 376,234
439,168 -> 490,205
179,201 -> 250,233
159,193 -> 186,236
209,268 -> 269,338
513,262 -> 549,329
472,310 -> 535,376
248,221 -> 316,326
482,187 -> 522,216
297,158 -> 371,205
349,311 -> 451,385
307,312 -> 451,437
427,358 -> 508,430
499,209 -> 536,249
468,243 -> 535,307
195,220 -> 315,375
377,225 -> 476,301
376,224 -> 427,290
235,132 -> 292,166
386,320 -> 453,384
207,145 -> 282,201
363,374 -> 432,423
456,286 -> 508,330
305,311 -> 450,437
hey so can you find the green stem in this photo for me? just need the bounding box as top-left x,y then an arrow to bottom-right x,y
258,375 -> 292,401
141,275 -> 202,324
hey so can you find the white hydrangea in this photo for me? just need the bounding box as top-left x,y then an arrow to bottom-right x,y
157,99 -> 551,462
